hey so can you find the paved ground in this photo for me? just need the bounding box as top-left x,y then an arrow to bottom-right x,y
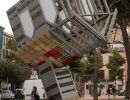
79,95 -> 124,100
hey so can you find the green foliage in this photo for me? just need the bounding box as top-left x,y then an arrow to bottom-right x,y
70,60 -> 81,73
107,0 -> 130,23
6,39 -> 17,61
70,52 -> 103,82
7,38 -> 27,65
106,50 -> 125,81
8,39 -> 17,51
70,53 -> 95,82
0,61 -> 31,88
117,68 -> 124,81
107,50 -> 125,69
0,36 -> 31,88
8,39 -> 17,52
84,54 -> 95,75
83,53 -> 103,82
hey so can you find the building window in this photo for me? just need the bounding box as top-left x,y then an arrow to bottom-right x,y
19,8 -> 34,38
3,49 -> 6,59
3,36 -> 5,47
6,38 -> 9,49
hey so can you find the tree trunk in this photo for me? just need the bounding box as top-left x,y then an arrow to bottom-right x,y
120,18 -> 130,99
0,78 -> 1,91
93,72 -> 98,100
93,48 -> 101,100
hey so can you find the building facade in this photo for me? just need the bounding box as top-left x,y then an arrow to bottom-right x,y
0,26 -> 14,90
0,26 -> 14,60
2,32 -> 14,60
101,43 -> 126,90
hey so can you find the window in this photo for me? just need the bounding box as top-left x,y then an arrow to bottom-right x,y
3,36 -> 5,47
19,8 -> 34,38
39,0 -> 57,23
3,49 -> 6,59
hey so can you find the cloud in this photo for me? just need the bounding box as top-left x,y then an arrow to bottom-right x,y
0,0 -> 19,34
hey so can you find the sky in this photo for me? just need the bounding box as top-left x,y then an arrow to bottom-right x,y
0,0 -> 19,34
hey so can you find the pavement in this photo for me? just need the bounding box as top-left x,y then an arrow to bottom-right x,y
79,95 -> 124,100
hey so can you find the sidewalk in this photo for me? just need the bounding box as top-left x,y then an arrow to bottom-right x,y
79,95 -> 124,100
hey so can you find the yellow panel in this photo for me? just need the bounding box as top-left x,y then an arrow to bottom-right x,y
16,32 -> 67,67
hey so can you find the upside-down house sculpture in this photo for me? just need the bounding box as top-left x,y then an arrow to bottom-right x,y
7,0 -> 117,99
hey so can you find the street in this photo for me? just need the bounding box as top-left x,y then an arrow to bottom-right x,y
79,95 -> 124,100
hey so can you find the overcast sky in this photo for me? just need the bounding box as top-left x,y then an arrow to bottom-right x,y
0,0 -> 19,34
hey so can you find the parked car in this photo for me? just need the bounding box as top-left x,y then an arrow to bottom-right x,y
1,90 -> 15,100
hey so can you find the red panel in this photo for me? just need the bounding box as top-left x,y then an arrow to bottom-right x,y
44,47 -> 62,58
37,60 -> 46,66
33,60 -> 46,70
